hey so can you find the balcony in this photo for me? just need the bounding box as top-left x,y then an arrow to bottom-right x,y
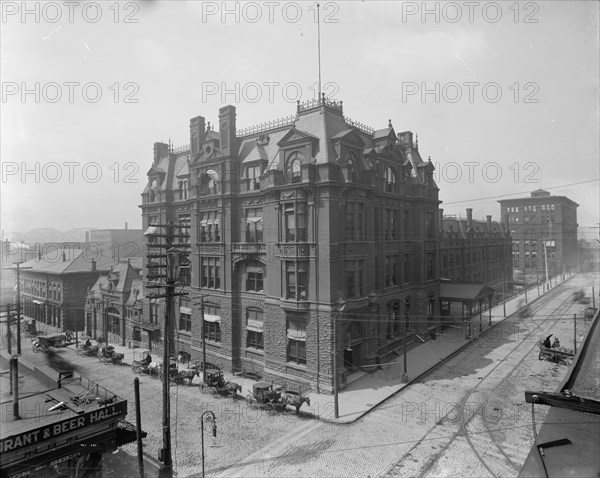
233,243 -> 266,254
281,299 -> 310,312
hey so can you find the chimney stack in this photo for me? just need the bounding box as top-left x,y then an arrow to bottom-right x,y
91,259 -> 96,271
486,215 -> 492,231
439,208 -> 444,231
62,251 -> 66,262
466,208 -> 473,229
125,222 -> 128,230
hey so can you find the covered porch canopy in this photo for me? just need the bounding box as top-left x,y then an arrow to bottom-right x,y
439,283 -> 496,337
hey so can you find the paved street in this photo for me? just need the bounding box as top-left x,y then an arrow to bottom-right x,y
2,272 -> 597,477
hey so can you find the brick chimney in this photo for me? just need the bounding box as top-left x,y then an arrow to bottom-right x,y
190,115 -> 206,155
486,215 -> 492,231
466,208 -> 473,230
62,251 -> 66,262
153,142 -> 170,164
91,259 -> 96,271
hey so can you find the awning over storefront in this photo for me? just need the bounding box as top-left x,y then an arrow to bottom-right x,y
116,420 -> 146,446
245,217 -> 263,223
180,307 -> 191,314
32,300 -> 44,305
439,283 -> 496,304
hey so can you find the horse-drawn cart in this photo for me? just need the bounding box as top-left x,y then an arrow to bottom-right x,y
538,341 -> 574,364
32,332 -> 73,352
98,345 -> 124,365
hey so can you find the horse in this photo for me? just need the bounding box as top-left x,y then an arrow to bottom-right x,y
146,361 -> 161,376
224,381 -> 243,398
284,394 -> 311,415
175,369 -> 199,385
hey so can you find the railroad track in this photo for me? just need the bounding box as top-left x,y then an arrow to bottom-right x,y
385,278 -> 587,478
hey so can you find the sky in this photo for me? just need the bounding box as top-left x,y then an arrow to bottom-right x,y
1,0 -> 599,241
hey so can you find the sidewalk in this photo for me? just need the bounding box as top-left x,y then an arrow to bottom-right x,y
2,274 -> 575,427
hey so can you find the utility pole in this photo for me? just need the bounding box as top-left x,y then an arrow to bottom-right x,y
144,221 -> 190,478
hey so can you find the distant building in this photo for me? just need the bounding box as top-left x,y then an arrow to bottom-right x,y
84,261 -> 145,346
439,208 -> 512,289
18,249 -> 121,331
87,228 -> 146,261
139,98 -> 441,393
499,189 -> 579,278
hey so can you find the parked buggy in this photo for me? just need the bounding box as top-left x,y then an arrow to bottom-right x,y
98,345 -> 124,365
131,349 -> 153,374
245,382 -> 287,413
76,338 -> 99,357
198,369 -> 241,398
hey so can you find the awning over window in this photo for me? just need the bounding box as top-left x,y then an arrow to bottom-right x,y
206,169 -> 219,181
200,220 -> 208,226
203,314 -> 221,324
287,322 -> 306,341
246,320 -> 264,333
144,226 -> 158,236
33,299 -> 44,305
246,217 -> 263,223
180,307 -> 191,314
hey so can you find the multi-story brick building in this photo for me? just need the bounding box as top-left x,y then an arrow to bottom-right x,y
139,97 -> 441,393
19,248 -> 118,331
499,189 -> 579,278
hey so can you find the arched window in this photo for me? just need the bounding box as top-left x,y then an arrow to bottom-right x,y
286,152 -> 304,183
384,166 -> 397,192
346,153 -> 357,182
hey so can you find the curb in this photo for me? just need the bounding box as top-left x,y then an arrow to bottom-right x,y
319,277 -> 571,425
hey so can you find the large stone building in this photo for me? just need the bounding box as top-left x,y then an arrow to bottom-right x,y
139,97 -> 442,393
499,189 -> 579,278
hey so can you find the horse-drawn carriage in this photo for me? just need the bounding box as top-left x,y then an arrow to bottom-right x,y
245,382 -> 311,415
25,320 -> 38,337
199,369 -> 242,398
32,332 -> 74,352
245,382 -> 287,413
98,345 -> 124,365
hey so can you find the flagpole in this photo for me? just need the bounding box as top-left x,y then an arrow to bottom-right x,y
317,2 -> 322,99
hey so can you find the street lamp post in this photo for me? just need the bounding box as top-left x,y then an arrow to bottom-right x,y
332,298 -> 346,419
402,297 -> 410,383
200,411 -> 217,478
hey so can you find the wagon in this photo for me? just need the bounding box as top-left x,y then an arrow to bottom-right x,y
76,340 -> 99,357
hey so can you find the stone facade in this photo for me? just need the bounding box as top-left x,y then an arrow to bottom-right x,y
139,98 -> 442,393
